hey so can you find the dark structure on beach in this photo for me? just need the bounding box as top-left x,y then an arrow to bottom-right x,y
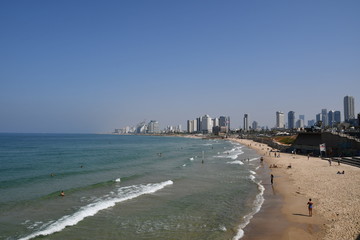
292,132 -> 360,157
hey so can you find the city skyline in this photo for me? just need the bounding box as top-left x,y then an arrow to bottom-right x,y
1,1 -> 359,133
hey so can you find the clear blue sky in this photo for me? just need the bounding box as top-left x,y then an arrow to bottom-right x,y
1,0 -> 359,133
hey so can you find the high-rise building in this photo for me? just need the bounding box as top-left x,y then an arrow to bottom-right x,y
344,96 -> 355,122
201,115 -> 213,134
296,119 -> 304,128
276,111 -> 285,129
187,119 -> 197,133
219,116 -> 230,133
334,111 -> 341,124
252,121 -> 258,131
147,120 -> 160,133
243,114 -> 249,131
308,120 -> 315,127
288,111 -> 295,129
213,118 -> 219,127
196,117 -> 202,133
321,109 -> 328,127
316,113 -> 321,122
328,110 -> 335,127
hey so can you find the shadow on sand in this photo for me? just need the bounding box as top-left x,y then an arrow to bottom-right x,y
293,213 -> 310,217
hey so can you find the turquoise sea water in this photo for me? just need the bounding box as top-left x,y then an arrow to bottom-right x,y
0,134 -> 264,240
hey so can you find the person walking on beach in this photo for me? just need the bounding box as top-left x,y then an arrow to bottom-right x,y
271,174 -> 274,185
307,198 -> 313,217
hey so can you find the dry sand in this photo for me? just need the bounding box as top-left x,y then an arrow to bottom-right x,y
231,138 -> 360,240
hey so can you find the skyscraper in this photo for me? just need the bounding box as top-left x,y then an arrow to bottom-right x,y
328,110 -> 335,127
321,109 -> 328,127
219,116 -> 230,133
276,111 -> 285,129
201,115 -> 213,134
344,96 -> 355,122
334,111 -> 341,124
243,114 -> 249,132
252,121 -> 258,131
288,111 -> 295,129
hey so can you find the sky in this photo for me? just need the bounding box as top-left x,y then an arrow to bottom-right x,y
1,0 -> 359,133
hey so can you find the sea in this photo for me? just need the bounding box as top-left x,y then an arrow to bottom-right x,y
0,134 -> 265,240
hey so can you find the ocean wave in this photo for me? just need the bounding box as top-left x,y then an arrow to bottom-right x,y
226,160 -> 244,165
18,180 -> 173,240
233,176 -> 265,240
215,146 -> 244,160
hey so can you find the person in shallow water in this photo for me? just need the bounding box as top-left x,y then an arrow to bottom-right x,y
60,191 -> 65,197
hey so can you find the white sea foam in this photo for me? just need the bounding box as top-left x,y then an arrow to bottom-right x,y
227,160 -> 244,165
219,225 -> 227,232
249,157 -> 259,162
215,146 -> 244,160
189,157 -> 194,161
115,178 -> 121,182
233,175 -> 265,240
249,170 -> 256,175
19,180 -> 173,240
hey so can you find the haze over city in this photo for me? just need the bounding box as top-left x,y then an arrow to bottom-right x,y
1,1 -> 359,133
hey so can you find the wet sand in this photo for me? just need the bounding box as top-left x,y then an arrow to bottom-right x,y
230,138 -> 360,240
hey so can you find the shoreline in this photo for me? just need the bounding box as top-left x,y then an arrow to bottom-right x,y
230,138 -> 360,240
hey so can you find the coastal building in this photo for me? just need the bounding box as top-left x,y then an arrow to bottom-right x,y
147,120 -> 160,134
201,115 -> 213,134
299,115 -> 305,126
276,111 -> 285,129
316,113 -> 321,123
321,109 -> 328,127
288,111 -> 295,129
243,114 -> 249,132
328,110 -> 336,127
196,117 -> 202,133
213,118 -> 219,128
219,116 -> 230,133
296,119 -> 304,128
344,95 -> 355,122
334,111 -> 341,124
252,121 -> 258,131
308,120 -> 315,127
187,120 -> 197,133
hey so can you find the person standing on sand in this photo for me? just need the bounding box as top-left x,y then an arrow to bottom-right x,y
271,174 -> 274,185
307,198 -> 313,217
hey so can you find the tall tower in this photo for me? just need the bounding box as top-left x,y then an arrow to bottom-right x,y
328,110 -> 335,127
288,111 -> 295,129
344,96 -> 355,122
243,114 -> 249,132
321,109 -> 328,127
276,111 -> 285,129
334,111 -> 341,124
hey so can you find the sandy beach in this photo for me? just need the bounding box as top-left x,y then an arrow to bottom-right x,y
231,138 -> 360,240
